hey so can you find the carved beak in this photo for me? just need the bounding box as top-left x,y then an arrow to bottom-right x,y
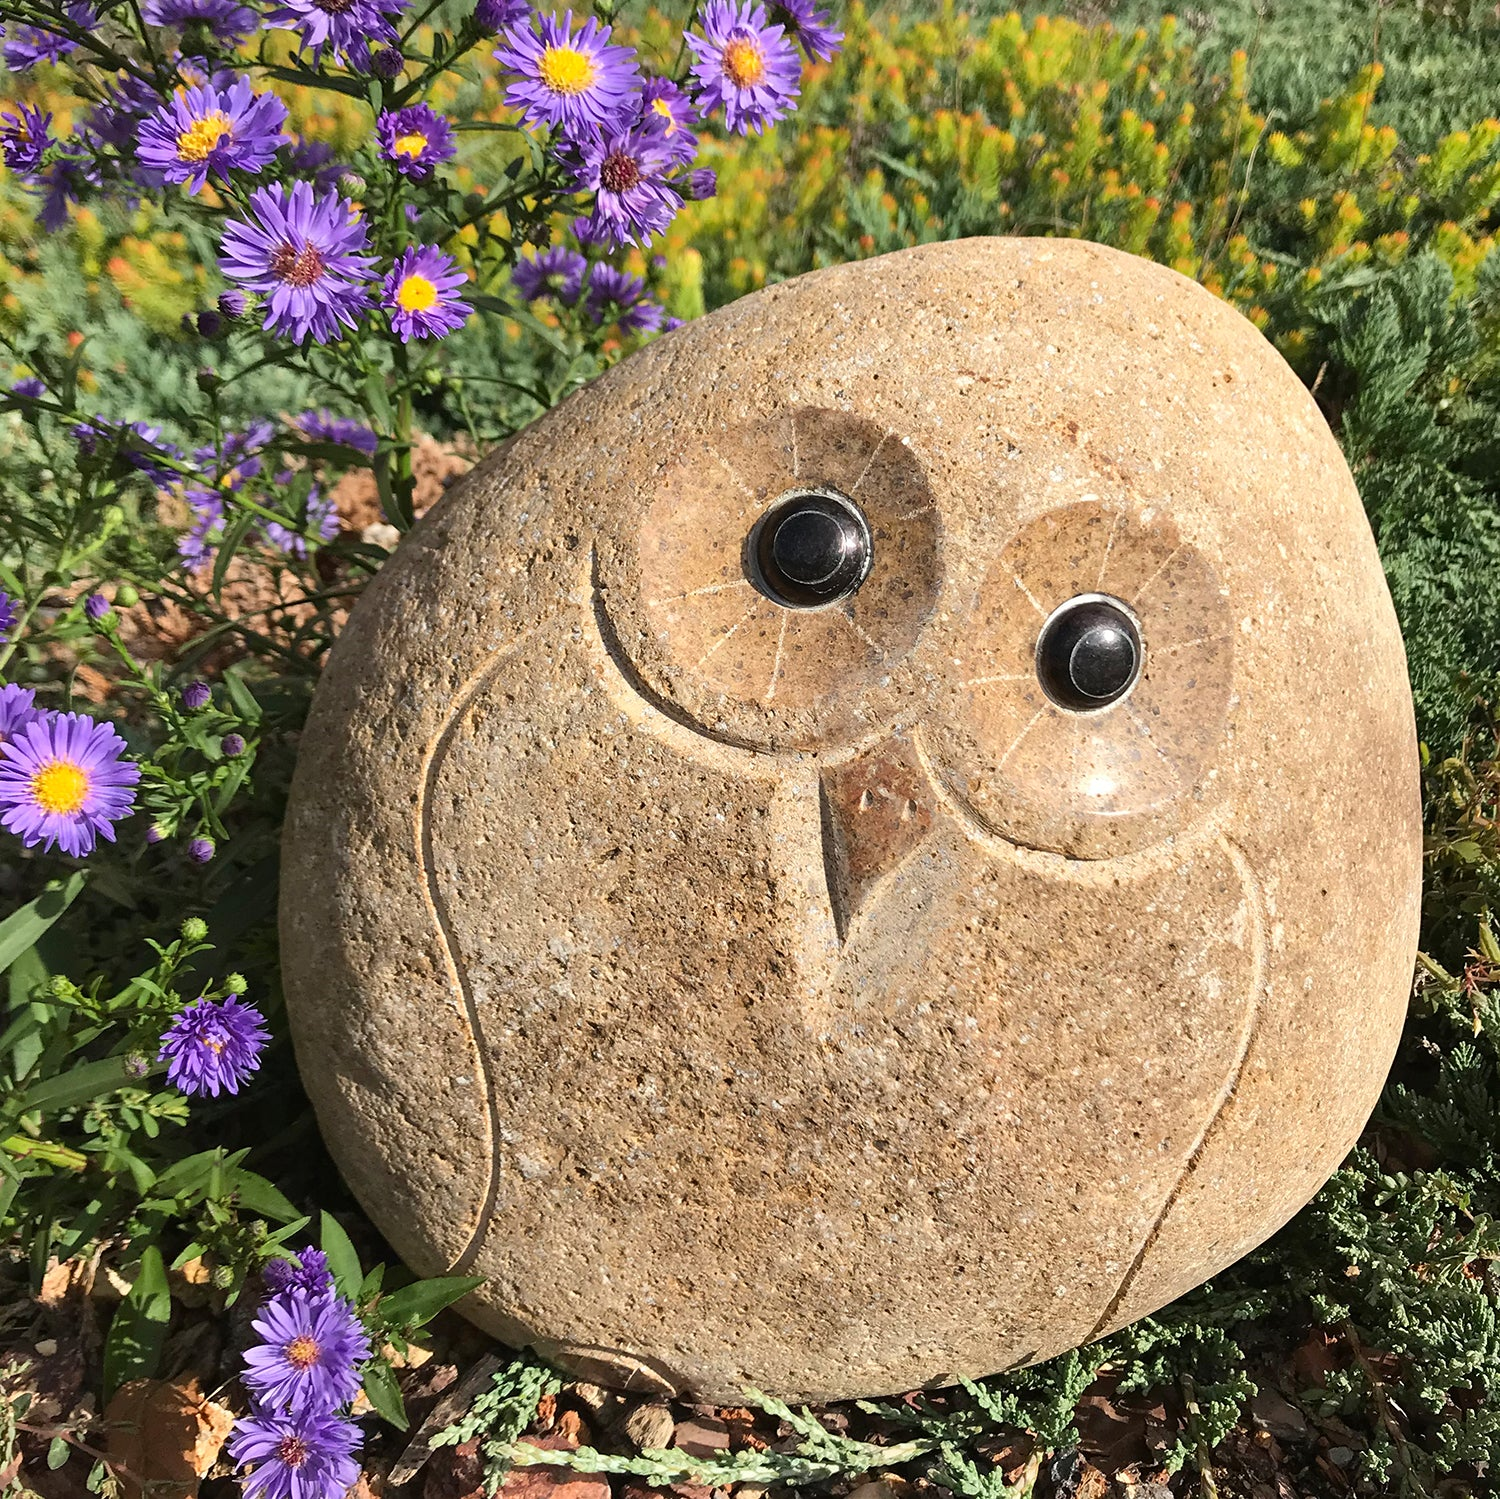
819,731 -> 939,942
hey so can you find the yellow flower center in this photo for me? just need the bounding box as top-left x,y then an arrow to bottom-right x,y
175,110 -> 233,163
396,273 -> 438,312
391,130 -> 428,159
31,760 -> 89,816
537,43 -> 597,96
650,97 -> 678,133
285,1334 -> 321,1370
722,36 -> 766,87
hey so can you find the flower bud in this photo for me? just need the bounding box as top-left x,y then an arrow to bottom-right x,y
181,680 -> 211,711
124,1052 -> 150,1080
221,732 -> 247,758
688,168 -> 718,201
187,836 -> 215,864
196,308 -> 224,339
218,290 -> 248,319
115,583 -> 140,608
181,917 -> 209,942
196,366 -> 221,396
224,972 -> 248,995
84,593 -> 111,622
146,823 -> 168,845
372,45 -> 404,78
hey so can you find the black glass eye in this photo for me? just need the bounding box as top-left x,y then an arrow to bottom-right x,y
1036,594 -> 1143,712
750,490 -> 873,609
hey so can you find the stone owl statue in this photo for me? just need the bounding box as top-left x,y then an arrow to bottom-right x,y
281,237 -> 1422,1403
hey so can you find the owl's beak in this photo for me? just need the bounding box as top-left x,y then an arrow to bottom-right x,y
819,731 -> 939,941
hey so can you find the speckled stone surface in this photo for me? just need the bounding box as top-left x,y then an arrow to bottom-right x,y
280,237 -> 1422,1403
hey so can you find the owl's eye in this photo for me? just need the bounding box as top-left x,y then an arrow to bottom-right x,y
1035,594 -> 1142,712
751,490 -> 873,610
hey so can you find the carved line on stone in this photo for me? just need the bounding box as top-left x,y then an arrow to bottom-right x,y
415,625 -> 545,1278
849,428 -> 892,493
1095,507 -> 1127,591
709,440 -> 759,506
1131,543 -> 1184,606
1124,702 -> 1186,786
1084,832 -> 1268,1342
997,707 -> 1045,772
764,612 -> 790,703
1154,634 -> 1226,658
909,727 -> 1231,882
694,598 -> 760,671
840,610 -> 886,658
1008,568 -> 1047,618
647,578 -> 752,608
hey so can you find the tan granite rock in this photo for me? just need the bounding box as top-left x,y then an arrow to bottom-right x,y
279,237 -> 1422,1402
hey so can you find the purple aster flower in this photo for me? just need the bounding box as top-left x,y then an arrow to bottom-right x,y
291,410 -> 377,455
640,77 -> 698,163
475,0 -> 528,30
572,118 -> 683,247
3,4 -> 96,70
0,713 -> 139,858
688,167 -> 717,199
182,680 -> 211,711
0,104 -> 52,178
158,993 -> 268,1096
264,1247 -> 333,1297
36,157 -> 86,231
494,10 -> 642,134
376,103 -> 455,180
229,1405 -> 362,1499
586,264 -> 664,333
141,0 -> 258,37
195,421 -> 274,491
371,45 -> 404,78
222,732 -> 247,757
0,592 -> 20,643
266,0 -> 407,68
218,289 -> 248,318
220,181 -> 375,346
0,684 -> 43,748
686,0 -> 800,135
138,80 -> 288,195
769,0 -> 841,61
10,377 -> 45,399
84,593 -> 111,622
178,489 -> 226,570
243,1286 -> 371,1413
382,245 -> 471,342
512,244 -> 587,303
74,419 -> 183,485
264,485 -> 340,555
285,136 -> 344,190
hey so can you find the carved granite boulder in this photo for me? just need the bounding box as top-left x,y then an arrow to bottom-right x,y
280,237 -> 1422,1402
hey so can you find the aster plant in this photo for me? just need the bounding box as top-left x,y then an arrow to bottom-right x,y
0,0 -> 840,1485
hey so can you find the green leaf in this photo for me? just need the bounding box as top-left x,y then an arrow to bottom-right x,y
0,872 -> 87,974
361,1358 -> 409,1431
376,1275 -> 485,1331
364,369 -> 394,430
103,1246 -> 170,1398
19,1055 -> 137,1116
47,1436 -> 69,1469
227,1168 -> 300,1222
320,1210 -> 363,1298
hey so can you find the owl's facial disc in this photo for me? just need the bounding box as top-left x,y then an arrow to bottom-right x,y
1035,594 -> 1143,713
749,489 -> 874,610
